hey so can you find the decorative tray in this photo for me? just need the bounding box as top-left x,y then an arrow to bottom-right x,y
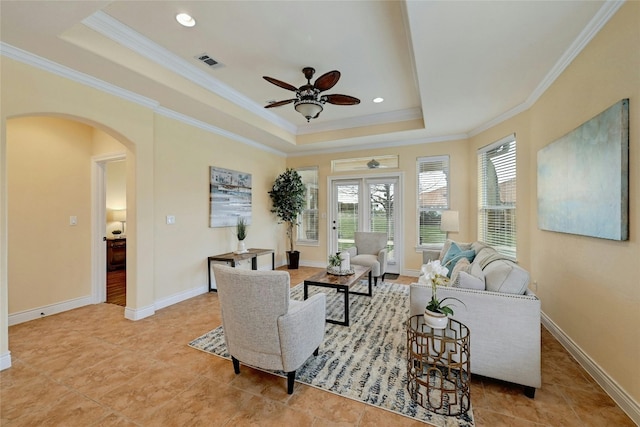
326,266 -> 355,276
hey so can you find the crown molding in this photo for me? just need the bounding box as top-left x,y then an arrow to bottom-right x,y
155,107 -> 286,157
288,132 -> 468,158
468,0 -> 624,138
526,0 -> 625,107
0,42 -> 158,109
1,42 -> 285,157
82,11 -> 297,135
296,107 -> 423,135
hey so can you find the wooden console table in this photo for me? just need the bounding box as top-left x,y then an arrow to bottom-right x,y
207,248 -> 275,291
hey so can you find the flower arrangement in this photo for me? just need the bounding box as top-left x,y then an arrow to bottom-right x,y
422,260 -> 465,316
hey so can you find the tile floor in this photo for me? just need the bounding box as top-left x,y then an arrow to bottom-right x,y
1,267 -> 635,426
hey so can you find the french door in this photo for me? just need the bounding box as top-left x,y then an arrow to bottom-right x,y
329,175 -> 401,274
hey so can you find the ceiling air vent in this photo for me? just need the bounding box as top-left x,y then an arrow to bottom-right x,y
196,53 -> 223,69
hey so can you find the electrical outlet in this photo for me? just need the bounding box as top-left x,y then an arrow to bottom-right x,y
532,280 -> 538,291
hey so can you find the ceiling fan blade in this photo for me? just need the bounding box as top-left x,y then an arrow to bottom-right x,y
323,94 -> 361,105
265,99 -> 296,108
314,70 -> 341,91
263,76 -> 298,92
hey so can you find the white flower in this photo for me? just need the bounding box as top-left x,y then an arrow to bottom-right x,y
421,260 -> 449,283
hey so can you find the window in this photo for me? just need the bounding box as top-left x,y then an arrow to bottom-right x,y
478,135 -> 517,259
296,167 -> 319,244
417,156 -> 449,247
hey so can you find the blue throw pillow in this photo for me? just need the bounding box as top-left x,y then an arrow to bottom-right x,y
442,242 -> 476,277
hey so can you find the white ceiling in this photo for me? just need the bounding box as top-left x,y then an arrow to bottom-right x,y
0,1 -> 615,155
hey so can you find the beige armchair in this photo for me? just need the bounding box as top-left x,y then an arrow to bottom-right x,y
212,264 -> 326,394
345,231 -> 388,285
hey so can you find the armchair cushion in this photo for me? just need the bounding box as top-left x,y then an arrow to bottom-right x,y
349,232 -> 388,278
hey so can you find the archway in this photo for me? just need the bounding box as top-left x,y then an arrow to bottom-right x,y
5,115 -> 133,326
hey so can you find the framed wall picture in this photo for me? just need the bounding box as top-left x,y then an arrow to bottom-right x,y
537,99 -> 629,241
209,166 -> 252,227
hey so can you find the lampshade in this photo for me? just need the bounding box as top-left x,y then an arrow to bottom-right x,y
295,100 -> 323,121
440,210 -> 459,232
109,209 -> 126,222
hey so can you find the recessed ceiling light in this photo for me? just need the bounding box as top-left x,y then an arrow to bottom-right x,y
176,13 -> 196,27
373,97 -> 384,103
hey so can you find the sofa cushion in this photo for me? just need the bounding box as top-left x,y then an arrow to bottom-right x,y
442,242 -> 476,277
458,271 -> 486,290
469,260 -> 485,282
482,258 -> 530,294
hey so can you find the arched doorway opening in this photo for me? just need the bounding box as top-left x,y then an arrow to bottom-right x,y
6,115 -> 132,325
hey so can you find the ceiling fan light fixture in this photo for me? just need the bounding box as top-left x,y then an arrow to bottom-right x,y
295,99 -> 323,122
367,159 -> 380,169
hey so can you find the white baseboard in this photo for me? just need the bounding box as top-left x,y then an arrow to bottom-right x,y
402,268 -> 421,278
0,351 -> 11,371
8,295 -> 94,326
541,312 -> 640,425
154,285 -> 208,311
124,304 -> 155,321
299,260 -> 325,268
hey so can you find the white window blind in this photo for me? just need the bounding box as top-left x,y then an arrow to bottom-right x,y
296,167 -> 319,243
478,135 -> 517,259
417,156 -> 449,246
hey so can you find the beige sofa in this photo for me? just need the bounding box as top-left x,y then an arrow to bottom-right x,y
410,240 -> 541,397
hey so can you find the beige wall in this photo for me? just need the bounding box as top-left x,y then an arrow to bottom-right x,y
531,3 -> 639,400
152,115 -> 285,301
470,2 -> 640,403
7,117 -> 94,313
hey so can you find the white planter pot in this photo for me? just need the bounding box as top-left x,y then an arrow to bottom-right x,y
236,240 -> 247,254
423,309 -> 448,329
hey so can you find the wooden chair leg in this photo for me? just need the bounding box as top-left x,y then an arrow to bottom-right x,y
287,371 -> 296,394
232,356 -> 240,374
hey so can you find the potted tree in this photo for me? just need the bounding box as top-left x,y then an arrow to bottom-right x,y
268,168 -> 306,269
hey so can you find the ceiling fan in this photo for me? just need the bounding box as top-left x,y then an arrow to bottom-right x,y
263,67 -> 360,122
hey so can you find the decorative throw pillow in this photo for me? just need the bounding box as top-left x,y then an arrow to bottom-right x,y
442,242 -> 476,277
450,258 -> 470,285
439,240 -> 472,262
458,271 -> 486,290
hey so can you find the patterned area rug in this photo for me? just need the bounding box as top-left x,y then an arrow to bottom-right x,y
189,281 -> 474,427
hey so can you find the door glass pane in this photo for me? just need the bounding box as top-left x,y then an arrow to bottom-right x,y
369,182 -> 394,262
336,184 -> 359,251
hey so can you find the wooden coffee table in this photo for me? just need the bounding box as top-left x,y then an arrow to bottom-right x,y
303,265 -> 372,326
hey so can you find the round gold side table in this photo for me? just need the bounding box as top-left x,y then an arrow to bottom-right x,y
406,315 -> 471,416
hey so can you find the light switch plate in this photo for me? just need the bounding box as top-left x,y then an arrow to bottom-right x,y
69,216 -> 77,226
166,215 -> 176,225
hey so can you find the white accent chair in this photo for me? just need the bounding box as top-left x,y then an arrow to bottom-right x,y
213,264 -> 326,394
346,231 -> 388,285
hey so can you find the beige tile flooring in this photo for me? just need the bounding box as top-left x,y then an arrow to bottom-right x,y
1,267 -> 635,426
